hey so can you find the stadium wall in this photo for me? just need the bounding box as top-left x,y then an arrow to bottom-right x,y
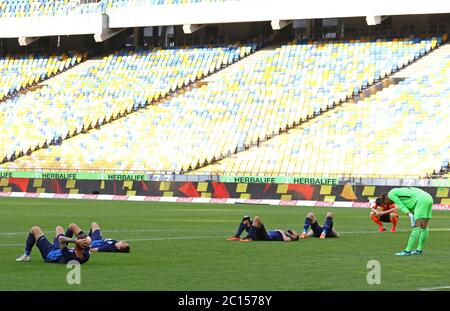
107,0 -> 450,28
0,14 -> 105,38
0,1 -> 448,39
0,178 -> 449,206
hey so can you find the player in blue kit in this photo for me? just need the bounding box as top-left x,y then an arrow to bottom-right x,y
267,229 -> 300,242
16,223 -> 91,263
300,212 -> 339,239
65,222 -> 130,253
89,222 -> 130,253
235,216 -> 299,242
227,215 -> 253,241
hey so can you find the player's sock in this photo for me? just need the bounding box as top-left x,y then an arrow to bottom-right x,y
370,214 -> 383,227
65,228 -> 74,238
303,218 -> 312,234
391,215 -> 398,231
234,222 -> 247,238
417,227 -> 429,251
245,226 -> 257,241
405,227 -> 421,252
25,232 -> 35,256
321,217 -> 333,235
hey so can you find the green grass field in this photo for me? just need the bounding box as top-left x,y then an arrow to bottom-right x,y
1,197 -> 450,291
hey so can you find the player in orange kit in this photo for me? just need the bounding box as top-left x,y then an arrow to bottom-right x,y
370,196 -> 398,232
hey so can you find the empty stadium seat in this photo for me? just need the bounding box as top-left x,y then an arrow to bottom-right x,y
2,37 -> 441,177
0,0 -> 105,18
198,54 -> 450,177
106,0 -> 234,9
0,44 -> 254,164
0,51 -> 86,101
0,0 -> 237,17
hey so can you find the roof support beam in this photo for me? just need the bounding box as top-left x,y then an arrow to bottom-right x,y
366,15 -> 388,26
18,36 -> 38,46
94,28 -> 126,42
271,19 -> 292,30
182,24 -> 205,34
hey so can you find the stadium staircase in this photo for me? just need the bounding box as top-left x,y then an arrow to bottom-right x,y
395,42 -> 450,179
160,43 -> 280,103
392,43 -> 450,79
192,39 -> 447,173
203,44 -> 280,83
393,43 -> 450,179
42,58 -> 103,88
351,42 -> 450,105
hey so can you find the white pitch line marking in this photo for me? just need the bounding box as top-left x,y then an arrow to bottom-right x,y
0,228 -> 229,236
126,236 -> 225,242
0,236 -> 226,247
339,228 -> 450,234
1,227 -> 450,248
0,243 -> 22,247
1,227 -> 450,237
418,285 -> 450,291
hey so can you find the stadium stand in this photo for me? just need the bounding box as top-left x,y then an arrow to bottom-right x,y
2,37 -> 442,175
0,51 -> 86,101
0,0 -> 237,17
0,44 -> 255,164
199,51 -> 450,177
441,163 -> 450,177
0,0 -> 105,18
436,162 -> 449,178
106,0 -> 234,9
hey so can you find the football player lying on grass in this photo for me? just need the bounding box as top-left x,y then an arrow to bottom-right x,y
370,197 -> 398,232
65,222 -> 130,253
229,216 -> 299,242
265,229 -> 300,242
16,223 -> 91,264
226,215 -> 253,241
300,212 -> 340,239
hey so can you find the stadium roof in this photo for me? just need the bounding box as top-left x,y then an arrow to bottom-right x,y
0,0 -> 449,43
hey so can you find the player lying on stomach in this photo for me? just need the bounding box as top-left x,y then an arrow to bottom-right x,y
239,216 -> 299,242
16,223 -> 91,263
300,212 -> 339,239
370,197 -> 398,232
65,222 -> 130,253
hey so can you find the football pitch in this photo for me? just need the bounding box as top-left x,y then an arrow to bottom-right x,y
1,197 -> 450,291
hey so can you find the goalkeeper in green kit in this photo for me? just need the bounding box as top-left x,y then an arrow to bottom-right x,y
382,187 -> 433,256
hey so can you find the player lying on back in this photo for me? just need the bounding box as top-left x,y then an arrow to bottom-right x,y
241,216 -> 299,242
265,229 -> 300,242
16,223 -> 91,264
300,212 -> 339,239
226,215 -> 253,241
65,222 -> 130,253
370,197 -> 398,232
228,216 -> 269,241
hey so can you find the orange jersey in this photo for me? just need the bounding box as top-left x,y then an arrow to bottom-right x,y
375,202 -> 397,212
